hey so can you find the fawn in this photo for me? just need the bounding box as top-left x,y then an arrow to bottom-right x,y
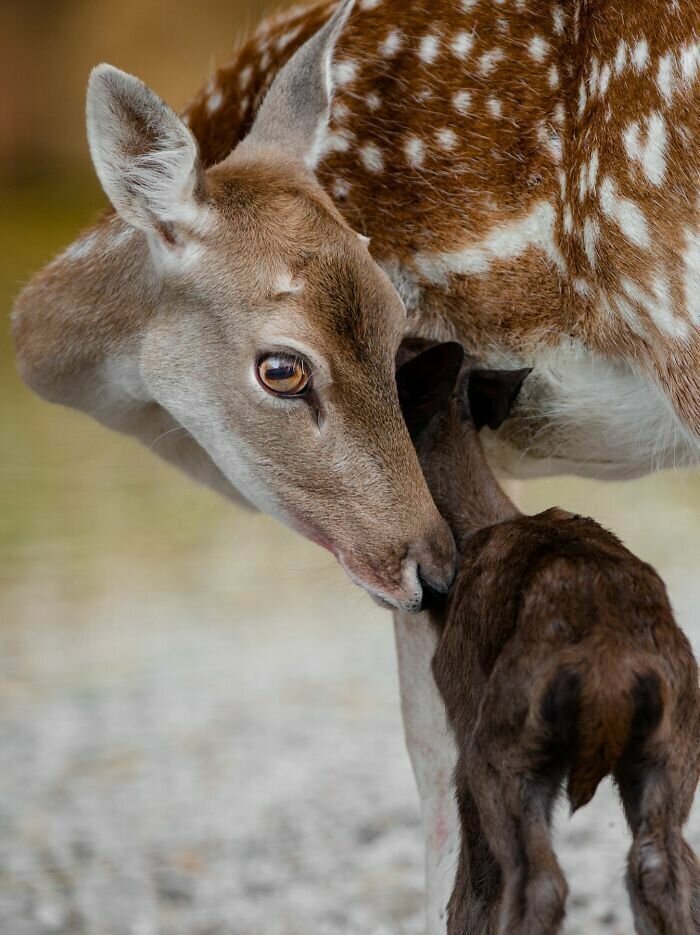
396,340 -> 700,935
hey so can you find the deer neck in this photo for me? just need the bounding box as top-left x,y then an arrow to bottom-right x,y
423,414 -> 520,553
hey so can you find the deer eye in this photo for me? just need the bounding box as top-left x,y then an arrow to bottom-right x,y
257,353 -> 311,397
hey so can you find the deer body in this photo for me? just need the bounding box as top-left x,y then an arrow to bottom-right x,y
182,0 -> 700,478
395,344 -> 700,934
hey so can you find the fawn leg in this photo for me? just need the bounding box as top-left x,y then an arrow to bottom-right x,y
394,614 -> 460,934
616,753 -> 699,934
466,723 -> 567,935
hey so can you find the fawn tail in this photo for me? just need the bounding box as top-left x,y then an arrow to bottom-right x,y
537,657 -> 667,813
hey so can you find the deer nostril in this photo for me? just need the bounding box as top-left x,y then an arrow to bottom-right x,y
417,566 -> 453,612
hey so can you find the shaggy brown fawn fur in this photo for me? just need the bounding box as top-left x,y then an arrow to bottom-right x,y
396,341 -> 700,935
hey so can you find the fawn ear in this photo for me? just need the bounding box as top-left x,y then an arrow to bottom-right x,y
396,342 -> 465,439
239,0 -> 356,170
87,64 -> 206,244
467,368 -> 532,431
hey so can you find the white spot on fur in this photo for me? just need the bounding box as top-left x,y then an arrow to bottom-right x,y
552,5 -> 565,35
487,97 -> 503,118
599,177 -> 651,249
360,0 -> 382,8
583,216 -> 600,267
239,65 -> 253,90
365,93 -> 382,112
360,142 -> 384,173
657,53 -> 676,102
480,48 -> 504,75
276,25 -> 303,51
681,43 -> 700,84
578,81 -> 587,117
598,62 -> 612,95
206,89 -> 223,114
333,60 -> 358,86
453,90 -> 472,114
623,113 -> 667,186
529,36 -> 549,62
451,31 -> 475,59
632,39 -> 649,72
332,177 -> 351,199
415,200 -> 564,282
318,127 -> 355,157
461,0 -> 478,9
404,135 -> 426,168
588,58 -> 600,96
548,64 -> 560,88
588,149 -> 600,191
563,206 -> 574,234
420,33 -> 440,64
621,275 -> 688,338
553,103 -> 565,125
381,28 -> 403,57
615,40 -> 628,75
436,128 -> 458,151
683,228 -> 700,325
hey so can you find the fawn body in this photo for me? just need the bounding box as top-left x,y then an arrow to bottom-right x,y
396,343 -> 700,934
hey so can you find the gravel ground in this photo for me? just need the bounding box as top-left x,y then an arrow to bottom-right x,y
1,529 -> 698,935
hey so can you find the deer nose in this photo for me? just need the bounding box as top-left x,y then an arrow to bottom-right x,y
417,567 -> 453,612
405,524 -> 457,613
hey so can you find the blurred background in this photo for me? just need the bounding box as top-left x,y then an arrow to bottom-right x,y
1,2 -> 698,933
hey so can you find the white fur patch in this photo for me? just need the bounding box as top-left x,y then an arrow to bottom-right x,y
621,275 -> 689,338
623,113 -> 667,185
404,135 -> 426,168
414,200 -> 562,282
485,338 -> 700,479
451,30 -> 475,59
359,142 -> 384,173
599,177 -> 651,249
380,28 -> 403,57
419,33 -> 440,64
453,90 -> 472,114
436,128 -> 458,151
529,35 -> 549,63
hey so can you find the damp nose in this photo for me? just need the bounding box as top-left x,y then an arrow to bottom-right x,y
402,523 -> 457,614
417,566 -> 454,611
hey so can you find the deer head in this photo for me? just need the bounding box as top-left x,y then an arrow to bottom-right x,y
11,0 -> 456,612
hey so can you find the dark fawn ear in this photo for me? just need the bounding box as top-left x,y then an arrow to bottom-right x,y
467,368 -> 532,431
396,342 -> 465,438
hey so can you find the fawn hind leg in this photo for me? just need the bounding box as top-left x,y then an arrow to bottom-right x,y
466,719 -> 568,935
615,708 -> 700,934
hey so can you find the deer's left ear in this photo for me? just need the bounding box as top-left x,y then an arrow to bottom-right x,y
396,342 -> 465,439
238,0 -> 356,170
467,368 -> 532,431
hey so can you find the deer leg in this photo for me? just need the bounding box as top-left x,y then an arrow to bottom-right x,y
465,723 -> 567,935
394,614 -> 460,934
616,752 -> 699,934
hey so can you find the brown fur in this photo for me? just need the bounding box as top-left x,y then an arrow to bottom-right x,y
185,0 -> 700,439
397,349 -> 700,933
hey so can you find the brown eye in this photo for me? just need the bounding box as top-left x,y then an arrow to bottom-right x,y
257,353 -> 311,396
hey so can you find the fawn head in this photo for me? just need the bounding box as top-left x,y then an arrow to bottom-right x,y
81,1 -> 455,611
396,340 -> 531,477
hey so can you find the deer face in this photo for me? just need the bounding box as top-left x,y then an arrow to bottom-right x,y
76,1 -> 455,611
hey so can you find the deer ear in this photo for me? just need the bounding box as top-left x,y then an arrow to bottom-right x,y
396,342 -> 465,439
86,64 -> 206,243
239,0 -> 356,170
467,368 -> 532,431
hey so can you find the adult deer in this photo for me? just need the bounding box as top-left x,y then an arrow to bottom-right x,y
10,0 -> 700,931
